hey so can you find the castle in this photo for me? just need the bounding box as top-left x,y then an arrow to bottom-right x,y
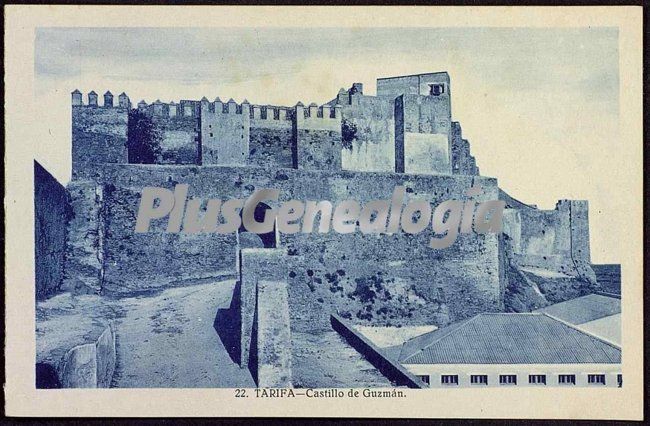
35,72 -> 620,388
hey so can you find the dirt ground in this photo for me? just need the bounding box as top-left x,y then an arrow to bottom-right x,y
111,280 -> 255,388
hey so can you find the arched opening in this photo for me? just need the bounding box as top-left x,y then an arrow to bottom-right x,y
238,202 -> 277,249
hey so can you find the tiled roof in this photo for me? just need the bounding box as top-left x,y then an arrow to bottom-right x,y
398,313 -> 620,365
534,293 -> 620,325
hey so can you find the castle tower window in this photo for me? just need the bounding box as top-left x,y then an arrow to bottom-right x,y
558,374 -> 576,385
617,374 -> 623,388
429,84 -> 445,96
528,374 -> 546,385
587,374 -> 606,385
499,374 -> 517,385
441,375 -> 459,386
470,375 -> 488,385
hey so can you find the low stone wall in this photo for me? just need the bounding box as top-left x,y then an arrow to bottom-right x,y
37,322 -> 116,389
57,326 -> 116,388
330,314 -> 425,388
257,280 -> 292,387
239,248 -> 287,371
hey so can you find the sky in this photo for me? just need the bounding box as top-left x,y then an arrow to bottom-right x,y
34,27 -> 620,263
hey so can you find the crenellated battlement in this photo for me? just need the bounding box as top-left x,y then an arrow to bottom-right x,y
69,73 -> 475,176
200,97 -> 251,115
295,102 -> 342,120
251,105 -> 292,121
133,99 -> 200,119
71,89 -> 131,109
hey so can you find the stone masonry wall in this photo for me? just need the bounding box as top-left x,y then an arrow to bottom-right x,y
76,165 -> 502,333
451,122 -> 479,175
34,161 -> 71,300
256,279 -> 292,387
376,75 -> 420,96
72,105 -> 128,179
239,249 -> 287,374
340,94 -> 396,172
152,116 -> 200,165
201,100 -> 250,166
377,72 -> 451,97
293,104 -> 342,171
397,94 -> 452,175
501,199 -> 594,282
249,107 -> 293,168
63,180 -> 104,295
101,181 -> 238,294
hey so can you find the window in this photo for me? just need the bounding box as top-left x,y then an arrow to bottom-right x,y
558,374 -> 576,385
429,83 -> 445,96
470,375 -> 488,385
418,375 -> 430,385
499,374 -> 517,385
209,133 -> 213,137
617,374 -> 623,388
529,374 -> 546,385
441,375 -> 459,386
587,374 -> 606,385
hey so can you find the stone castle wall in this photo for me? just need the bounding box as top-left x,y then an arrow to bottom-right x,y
501,199 -> 593,280
201,99 -> 250,166
152,116 -> 200,165
294,104 -> 342,171
339,94 -> 396,172
72,104 -> 128,179
591,264 -> 621,295
396,94 -> 452,175
71,74 -> 479,177
62,74 -> 596,322
34,161 -> 71,300
64,180 -> 105,295
71,164 -> 502,331
127,109 -> 200,165
451,122 -> 479,176
249,106 -> 294,168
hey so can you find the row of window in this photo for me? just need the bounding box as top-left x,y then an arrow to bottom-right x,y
418,374 -> 622,387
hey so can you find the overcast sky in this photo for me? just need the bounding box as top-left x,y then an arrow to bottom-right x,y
34,27 -> 620,262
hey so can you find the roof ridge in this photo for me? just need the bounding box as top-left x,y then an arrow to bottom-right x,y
402,315 -> 482,363
540,313 -> 621,350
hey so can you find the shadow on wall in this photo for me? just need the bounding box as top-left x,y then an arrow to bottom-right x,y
213,280 -> 242,366
127,110 -> 161,164
248,294 -> 259,386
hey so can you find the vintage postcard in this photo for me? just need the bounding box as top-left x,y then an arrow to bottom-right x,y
4,5 -> 644,419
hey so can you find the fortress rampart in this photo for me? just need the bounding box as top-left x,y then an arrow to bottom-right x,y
70,164 -> 502,330
70,72 -> 474,177
43,72 -> 601,327
34,71 -> 617,388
